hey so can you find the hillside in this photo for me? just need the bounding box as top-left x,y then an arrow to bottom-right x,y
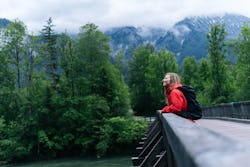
0,18 -> 10,28
105,14 -> 250,64
1,14 -> 250,64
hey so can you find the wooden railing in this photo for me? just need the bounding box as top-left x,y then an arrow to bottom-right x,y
132,110 -> 250,167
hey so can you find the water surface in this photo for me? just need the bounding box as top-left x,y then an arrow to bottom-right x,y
1,156 -> 133,167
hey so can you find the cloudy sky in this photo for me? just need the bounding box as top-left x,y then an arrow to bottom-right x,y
0,0 -> 250,33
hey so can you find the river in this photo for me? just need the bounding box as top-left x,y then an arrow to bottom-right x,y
1,156 -> 133,167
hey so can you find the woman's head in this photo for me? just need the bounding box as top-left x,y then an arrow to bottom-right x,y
162,72 -> 180,87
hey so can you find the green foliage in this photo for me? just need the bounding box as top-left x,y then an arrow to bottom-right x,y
0,120 -> 30,161
181,56 -> 199,86
2,19 -> 250,163
145,49 -> 178,114
76,23 -> 131,117
129,47 -> 179,115
128,44 -> 154,115
113,50 -> 126,76
196,59 -> 211,106
57,32 -> 77,97
40,17 -> 59,88
181,56 -> 212,106
0,51 -> 16,120
76,23 -> 110,74
0,21 -> 133,161
207,24 -> 232,104
1,19 -> 27,90
233,25 -> 250,100
96,117 -> 148,157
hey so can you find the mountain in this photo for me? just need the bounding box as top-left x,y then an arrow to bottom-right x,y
105,14 -> 250,64
1,15 -> 249,65
105,26 -> 167,59
105,26 -> 143,58
0,18 -> 11,28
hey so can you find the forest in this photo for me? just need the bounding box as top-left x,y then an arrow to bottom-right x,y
0,18 -> 250,163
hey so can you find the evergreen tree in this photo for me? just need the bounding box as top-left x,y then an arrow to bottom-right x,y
57,32 -> 76,97
75,23 -> 131,154
34,18 -> 64,157
0,51 -> 15,121
196,58 -> 211,106
207,24 -> 231,104
113,49 -> 126,78
23,34 -> 41,116
40,17 -> 59,88
145,49 -> 178,114
181,56 -> 199,86
76,23 -> 131,115
0,20 -> 147,160
233,25 -> 250,100
128,44 -> 154,116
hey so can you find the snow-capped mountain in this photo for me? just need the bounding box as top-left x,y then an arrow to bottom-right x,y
1,14 -> 249,64
104,26 -> 167,58
105,14 -> 250,64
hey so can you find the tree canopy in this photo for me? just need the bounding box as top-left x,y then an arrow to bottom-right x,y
0,19 -> 250,162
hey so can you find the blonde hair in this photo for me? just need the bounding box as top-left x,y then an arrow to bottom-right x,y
165,72 -> 181,85
164,72 -> 181,102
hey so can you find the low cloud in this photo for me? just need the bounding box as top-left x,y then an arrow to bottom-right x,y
0,0 -> 250,33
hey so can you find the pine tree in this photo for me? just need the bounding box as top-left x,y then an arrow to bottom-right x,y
207,24 -> 231,104
75,23 -> 131,154
128,44 -> 154,116
233,25 -> 250,100
40,17 -> 59,88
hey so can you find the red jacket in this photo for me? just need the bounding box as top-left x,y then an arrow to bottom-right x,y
161,83 -> 187,114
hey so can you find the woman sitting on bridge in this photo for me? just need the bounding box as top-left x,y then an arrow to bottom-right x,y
161,72 -> 189,118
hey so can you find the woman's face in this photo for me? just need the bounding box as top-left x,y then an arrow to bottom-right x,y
162,75 -> 170,87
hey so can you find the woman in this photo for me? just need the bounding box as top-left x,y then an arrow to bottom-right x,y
161,72 -> 187,115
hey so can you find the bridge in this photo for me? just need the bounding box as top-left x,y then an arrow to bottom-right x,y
131,101 -> 250,167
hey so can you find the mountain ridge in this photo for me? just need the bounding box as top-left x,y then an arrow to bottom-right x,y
105,13 -> 250,64
0,18 -> 11,28
1,13 -> 249,64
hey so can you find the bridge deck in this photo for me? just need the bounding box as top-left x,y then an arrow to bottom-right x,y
196,119 -> 250,144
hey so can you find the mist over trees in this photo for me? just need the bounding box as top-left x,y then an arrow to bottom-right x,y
0,18 -> 249,162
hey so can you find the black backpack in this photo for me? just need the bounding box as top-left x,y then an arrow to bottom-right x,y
176,85 -> 202,120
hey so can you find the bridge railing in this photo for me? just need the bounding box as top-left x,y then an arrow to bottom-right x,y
132,111 -> 250,167
203,100 -> 250,120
